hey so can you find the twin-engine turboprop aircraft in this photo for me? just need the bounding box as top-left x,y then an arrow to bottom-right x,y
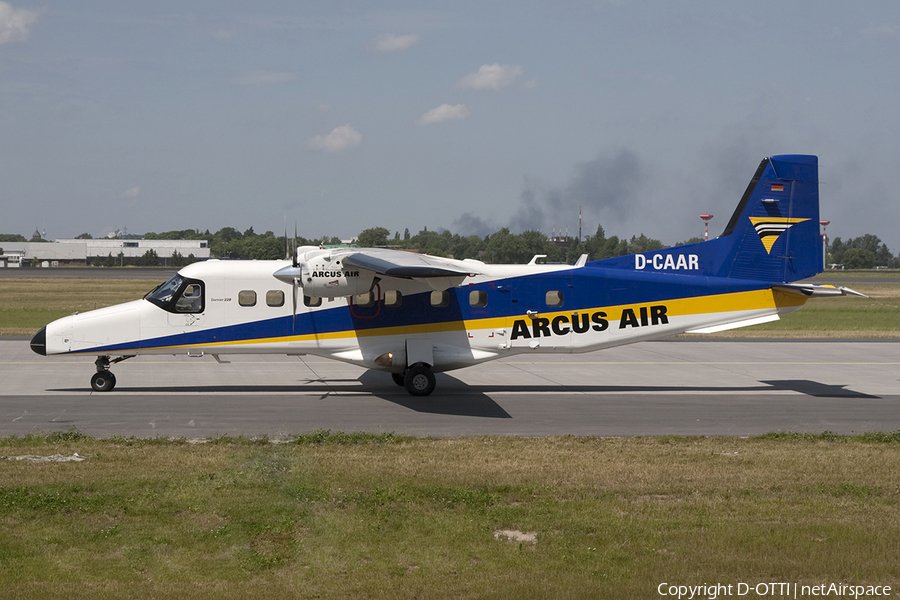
30,155 -> 862,396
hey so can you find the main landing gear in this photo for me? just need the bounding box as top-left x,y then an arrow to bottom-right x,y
91,355 -> 134,392
390,362 -> 437,397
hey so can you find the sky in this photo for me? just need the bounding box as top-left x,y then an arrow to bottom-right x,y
1,1 -> 899,252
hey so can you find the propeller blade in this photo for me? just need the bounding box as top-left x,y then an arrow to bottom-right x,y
293,223 -> 299,268
292,277 -> 298,331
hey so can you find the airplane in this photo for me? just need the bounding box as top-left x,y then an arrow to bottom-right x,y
30,154 -> 863,396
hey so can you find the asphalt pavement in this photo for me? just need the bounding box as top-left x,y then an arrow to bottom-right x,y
2,338 -> 897,438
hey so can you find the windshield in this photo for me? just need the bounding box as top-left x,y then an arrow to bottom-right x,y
145,274 -> 184,307
144,274 -> 204,314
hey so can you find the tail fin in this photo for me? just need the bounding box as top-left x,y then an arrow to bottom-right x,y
712,154 -> 821,281
591,154 -> 823,283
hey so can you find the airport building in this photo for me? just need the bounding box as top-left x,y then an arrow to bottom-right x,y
0,239 -> 210,268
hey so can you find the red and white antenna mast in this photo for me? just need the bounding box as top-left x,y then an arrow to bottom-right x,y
700,214 -> 714,241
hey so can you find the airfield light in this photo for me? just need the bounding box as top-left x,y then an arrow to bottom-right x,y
700,214 -> 714,241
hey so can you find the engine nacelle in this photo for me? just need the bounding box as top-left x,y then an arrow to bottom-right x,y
302,259 -> 376,299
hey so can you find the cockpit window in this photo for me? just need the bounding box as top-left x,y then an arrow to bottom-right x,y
145,275 -> 183,305
145,274 -> 204,314
176,283 -> 203,312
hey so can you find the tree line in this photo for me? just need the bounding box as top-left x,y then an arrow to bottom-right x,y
132,225 -> 670,266
2,229 -> 899,268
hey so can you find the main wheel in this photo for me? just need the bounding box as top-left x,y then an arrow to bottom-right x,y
391,372 -> 405,387
404,364 -> 436,397
91,371 -> 116,392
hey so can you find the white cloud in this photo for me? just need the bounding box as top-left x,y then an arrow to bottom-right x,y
459,64 -> 523,91
0,1 -> 41,44
371,33 -> 420,53
418,104 -> 470,125
309,124 -> 362,152
862,24 -> 899,38
122,187 -> 140,198
231,71 -> 296,86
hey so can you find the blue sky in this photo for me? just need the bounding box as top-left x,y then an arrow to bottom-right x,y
2,1 -> 899,252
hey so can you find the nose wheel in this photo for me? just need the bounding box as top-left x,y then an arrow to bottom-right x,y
90,354 -> 134,392
91,370 -> 116,392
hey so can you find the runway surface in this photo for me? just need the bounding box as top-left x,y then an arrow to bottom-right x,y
2,338 -> 898,438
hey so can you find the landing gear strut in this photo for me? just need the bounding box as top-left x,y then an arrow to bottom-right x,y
403,363 -> 436,397
90,355 -> 134,392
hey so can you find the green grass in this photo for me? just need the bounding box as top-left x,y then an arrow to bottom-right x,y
1,432 -> 899,599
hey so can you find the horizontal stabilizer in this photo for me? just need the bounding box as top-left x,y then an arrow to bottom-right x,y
686,314 -> 781,334
773,284 -> 868,298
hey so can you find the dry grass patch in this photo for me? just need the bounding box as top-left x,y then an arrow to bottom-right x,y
1,433 -> 898,598
0,278 -> 156,335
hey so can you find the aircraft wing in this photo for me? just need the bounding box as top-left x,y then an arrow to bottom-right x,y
342,249 -> 480,279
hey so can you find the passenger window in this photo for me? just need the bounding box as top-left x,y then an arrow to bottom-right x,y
384,290 -> 402,307
354,291 -> 375,308
266,290 -> 285,307
545,290 -> 563,307
304,295 -> 322,307
175,283 -> 203,313
431,290 -> 450,307
238,290 -> 257,307
469,290 -> 488,308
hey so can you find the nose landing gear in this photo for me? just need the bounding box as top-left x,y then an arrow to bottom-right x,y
91,370 -> 116,392
91,355 -> 135,392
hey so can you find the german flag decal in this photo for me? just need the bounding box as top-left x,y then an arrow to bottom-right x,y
749,217 -> 810,254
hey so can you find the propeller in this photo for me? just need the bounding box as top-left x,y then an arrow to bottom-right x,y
291,224 -> 299,329
276,224 -> 304,331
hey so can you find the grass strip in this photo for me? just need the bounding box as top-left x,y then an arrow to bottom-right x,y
1,430 -> 898,599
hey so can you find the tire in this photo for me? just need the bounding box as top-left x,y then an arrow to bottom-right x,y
404,364 -> 436,397
391,372 -> 405,387
91,371 -> 116,392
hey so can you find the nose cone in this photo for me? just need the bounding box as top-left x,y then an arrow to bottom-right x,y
30,327 -> 47,356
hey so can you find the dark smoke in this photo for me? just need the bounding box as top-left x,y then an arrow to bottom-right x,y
508,149 -> 646,233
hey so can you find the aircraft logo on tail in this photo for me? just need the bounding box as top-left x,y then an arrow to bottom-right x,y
749,217 -> 810,254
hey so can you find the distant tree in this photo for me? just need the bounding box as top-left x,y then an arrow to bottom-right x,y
676,236 -> 705,246
138,249 -> 159,266
357,227 -> 390,247
876,243 -> 893,267
829,235 -> 894,268
144,229 -> 205,240
627,234 -> 665,254
0,234 -> 26,242
841,248 -> 876,269
75,232 -> 93,239
484,228 -> 531,263
103,252 -> 116,268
